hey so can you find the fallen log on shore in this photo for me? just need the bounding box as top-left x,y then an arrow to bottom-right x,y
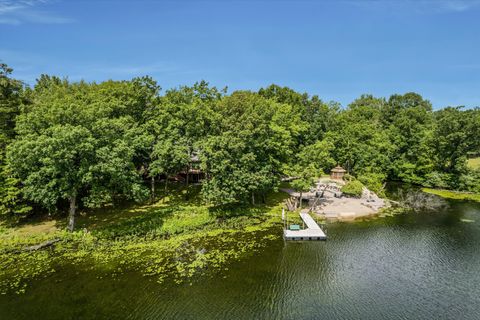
24,238 -> 61,252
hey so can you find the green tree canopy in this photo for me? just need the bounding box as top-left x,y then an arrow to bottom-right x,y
8,78 -> 149,230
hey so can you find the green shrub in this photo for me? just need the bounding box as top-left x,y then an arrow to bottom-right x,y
423,171 -> 452,189
358,173 -> 386,196
457,170 -> 480,193
341,180 -> 364,197
395,162 -> 425,185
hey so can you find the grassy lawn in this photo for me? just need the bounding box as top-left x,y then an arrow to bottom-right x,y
422,188 -> 480,203
467,157 -> 480,170
1,182 -> 288,243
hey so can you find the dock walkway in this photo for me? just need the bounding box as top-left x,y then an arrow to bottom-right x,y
284,211 -> 326,241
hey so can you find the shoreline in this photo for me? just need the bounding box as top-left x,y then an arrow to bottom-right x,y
0,188 -> 287,295
422,188 -> 480,203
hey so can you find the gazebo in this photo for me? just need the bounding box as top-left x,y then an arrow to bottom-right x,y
330,166 -> 347,180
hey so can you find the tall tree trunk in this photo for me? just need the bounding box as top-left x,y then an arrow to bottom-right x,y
251,192 -> 255,205
67,194 -> 76,232
151,175 -> 155,203
262,192 -> 266,204
164,175 -> 168,203
299,192 -> 303,209
185,164 -> 190,200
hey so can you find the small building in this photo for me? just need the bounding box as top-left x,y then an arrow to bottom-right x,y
330,166 -> 346,180
178,152 -> 204,183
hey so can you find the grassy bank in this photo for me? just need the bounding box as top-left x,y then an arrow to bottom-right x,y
467,157 -> 480,170
0,184 -> 288,294
422,188 -> 480,203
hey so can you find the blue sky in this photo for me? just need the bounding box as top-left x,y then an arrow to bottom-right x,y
1,0 -> 479,108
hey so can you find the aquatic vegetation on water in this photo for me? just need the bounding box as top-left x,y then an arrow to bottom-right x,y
0,210 -> 282,294
378,207 -> 406,218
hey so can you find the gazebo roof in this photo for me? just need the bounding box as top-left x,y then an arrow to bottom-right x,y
331,166 -> 346,173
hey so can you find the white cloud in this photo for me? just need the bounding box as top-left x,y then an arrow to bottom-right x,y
438,0 -> 479,12
432,0 -> 480,12
0,3 -> 25,15
0,0 -> 73,25
347,0 -> 480,14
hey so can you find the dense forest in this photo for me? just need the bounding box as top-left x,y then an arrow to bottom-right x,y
1,62 -> 479,230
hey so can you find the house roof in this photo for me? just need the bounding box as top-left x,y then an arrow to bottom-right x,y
331,166 -> 346,173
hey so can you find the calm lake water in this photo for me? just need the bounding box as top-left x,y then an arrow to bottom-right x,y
1,188 -> 480,319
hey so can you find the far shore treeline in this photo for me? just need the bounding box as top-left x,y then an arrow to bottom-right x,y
1,62 -> 479,230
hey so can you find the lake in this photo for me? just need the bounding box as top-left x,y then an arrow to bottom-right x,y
1,189 -> 479,319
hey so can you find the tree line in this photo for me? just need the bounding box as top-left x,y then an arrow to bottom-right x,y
1,63 -> 479,230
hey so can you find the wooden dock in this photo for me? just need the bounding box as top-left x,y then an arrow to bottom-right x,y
284,211 -> 327,241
